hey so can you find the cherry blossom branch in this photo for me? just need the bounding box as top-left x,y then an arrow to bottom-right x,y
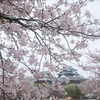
41,82 -> 64,93
0,52 -> 5,100
0,87 -> 12,100
69,30 -> 100,38
62,35 -> 81,66
11,33 -> 19,50
20,61 -> 33,74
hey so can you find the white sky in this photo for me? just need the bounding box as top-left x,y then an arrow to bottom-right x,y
46,0 -> 100,78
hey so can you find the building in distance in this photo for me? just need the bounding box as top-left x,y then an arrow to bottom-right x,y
57,66 -> 86,85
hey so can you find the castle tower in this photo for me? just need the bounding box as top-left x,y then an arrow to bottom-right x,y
57,66 -> 86,84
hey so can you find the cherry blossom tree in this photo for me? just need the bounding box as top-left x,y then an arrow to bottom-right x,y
0,0 -> 100,99
80,50 -> 100,99
79,78 -> 99,98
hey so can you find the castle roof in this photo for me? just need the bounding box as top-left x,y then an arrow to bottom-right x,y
57,66 -> 86,84
58,66 -> 79,76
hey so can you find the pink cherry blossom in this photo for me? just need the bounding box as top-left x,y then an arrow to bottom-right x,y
65,77 -> 69,84
85,10 -> 91,18
70,2 -> 81,14
57,79 -> 63,85
33,70 -> 44,80
42,46 -> 49,55
23,93 -> 31,100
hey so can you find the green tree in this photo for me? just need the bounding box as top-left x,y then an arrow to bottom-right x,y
64,84 -> 83,99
